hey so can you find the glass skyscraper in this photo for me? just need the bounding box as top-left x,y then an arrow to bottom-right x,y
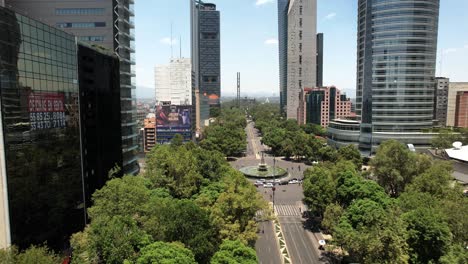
356,0 -> 440,150
0,7 -> 85,249
278,0 -> 289,114
5,0 -> 139,175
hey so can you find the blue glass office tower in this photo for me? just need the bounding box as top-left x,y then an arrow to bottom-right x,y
278,0 -> 289,114
356,0 -> 440,151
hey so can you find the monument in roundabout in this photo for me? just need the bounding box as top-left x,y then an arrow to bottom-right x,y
239,152 -> 287,179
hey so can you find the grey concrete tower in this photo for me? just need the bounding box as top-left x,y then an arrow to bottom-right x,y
356,0 -> 440,151
5,0 -> 139,174
190,0 -> 221,131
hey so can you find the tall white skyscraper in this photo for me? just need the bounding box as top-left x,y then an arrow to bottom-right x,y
155,58 -> 192,105
286,0 -> 317,123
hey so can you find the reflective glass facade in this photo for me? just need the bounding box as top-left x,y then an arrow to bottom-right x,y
5,0 -> 139,175
356,0 -> 439,149
0,7 -> 85,249
278,0 -> 289,114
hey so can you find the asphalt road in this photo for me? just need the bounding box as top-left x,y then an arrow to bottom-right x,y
255,221 -> 282,264
233,121 -> 324,264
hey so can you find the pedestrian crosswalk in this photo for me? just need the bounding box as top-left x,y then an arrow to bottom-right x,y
274,204 -> 302,216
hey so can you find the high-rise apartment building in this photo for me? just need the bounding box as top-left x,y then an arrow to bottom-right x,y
447,82 -> 468,127
455,91 -> 468,128
305,86 -> 353,128
5,0 -> 139,174
278,0 -> 289,114
355,0 -> 440,151
190,0 -> 220,133
434,77 -> 449,126
285,0 -> 317,123
316,33 -> 323,87
155,58 -> 192,106
0,7 -> 85,249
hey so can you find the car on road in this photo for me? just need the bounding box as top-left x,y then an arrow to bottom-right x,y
263,183 -> 274,188
274,179 -> 281,183
254,181 -> 263,187
279,181 -> 288,185
288,179 -> 299,184
259,179 -> 266,183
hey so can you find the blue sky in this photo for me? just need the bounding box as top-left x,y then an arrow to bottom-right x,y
135,0 -> 468,98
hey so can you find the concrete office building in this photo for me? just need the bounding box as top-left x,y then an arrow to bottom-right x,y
278,0 -> 289,114
190,0 -> 220,133
316,33 -> 323,87
305,86 -> 353,128
433,77 -> 449,126
455,91 -> 468,128
447,82 -> 468,127
0,7 -> 85,249
155,58 -> 192,106
142,117 -> 156,153
286,0 -> 317,123
5,0 -> 139,174
352,0 -> 440,151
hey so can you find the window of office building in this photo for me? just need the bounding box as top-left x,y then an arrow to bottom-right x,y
55,8 -> 105,15
203,76 -> 219,83
202,32 -> 218,40
57,22 -> 106,28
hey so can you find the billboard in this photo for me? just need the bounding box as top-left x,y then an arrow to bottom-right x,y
28,92 -> 66,130
156,104 -> 192,130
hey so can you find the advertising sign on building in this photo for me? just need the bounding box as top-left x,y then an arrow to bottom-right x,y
155,104 -> 192,144
156,104 -> 192,130
28,92 -> 66,130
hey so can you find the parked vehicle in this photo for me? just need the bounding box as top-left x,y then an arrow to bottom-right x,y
288,179 -> 299,184
263,183 -> 274,188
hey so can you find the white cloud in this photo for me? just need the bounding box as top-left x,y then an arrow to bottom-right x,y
160,37 -> 178,46
264,38 -> 278,45
443,48 -> 457,54
325,12 -> 337,20
255,0 -> 274,6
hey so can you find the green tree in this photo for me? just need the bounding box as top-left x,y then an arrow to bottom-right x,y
85,216 -> 150,264
405,161 -> 453,198
321,203 -> 344,233
334,200 -> 409,264
0,246 -> 60,264
301,123 -> 326,136
261,128 -> 286,155
335,170 -> 390,208
170,133 -> 184,147
137,242 -> 196,264
201,125 -> 246,157
371,140 -> 419,197
210,171 -> 267,245
88,175 -> 152,221
303,166 -> 336,217
145,145 -> 203,198
318,146 -> 339,162
432,129 -> 464,150
210,240 -> 258,264
402,207 -> 452,263
338,145 -> 363,170
440,244 -> 468,264
154,199 -> 220,263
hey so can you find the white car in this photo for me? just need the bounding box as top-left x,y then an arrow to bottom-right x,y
263,183 -> 274,188
274,179 -> 281,183
288,180 -> 299,184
